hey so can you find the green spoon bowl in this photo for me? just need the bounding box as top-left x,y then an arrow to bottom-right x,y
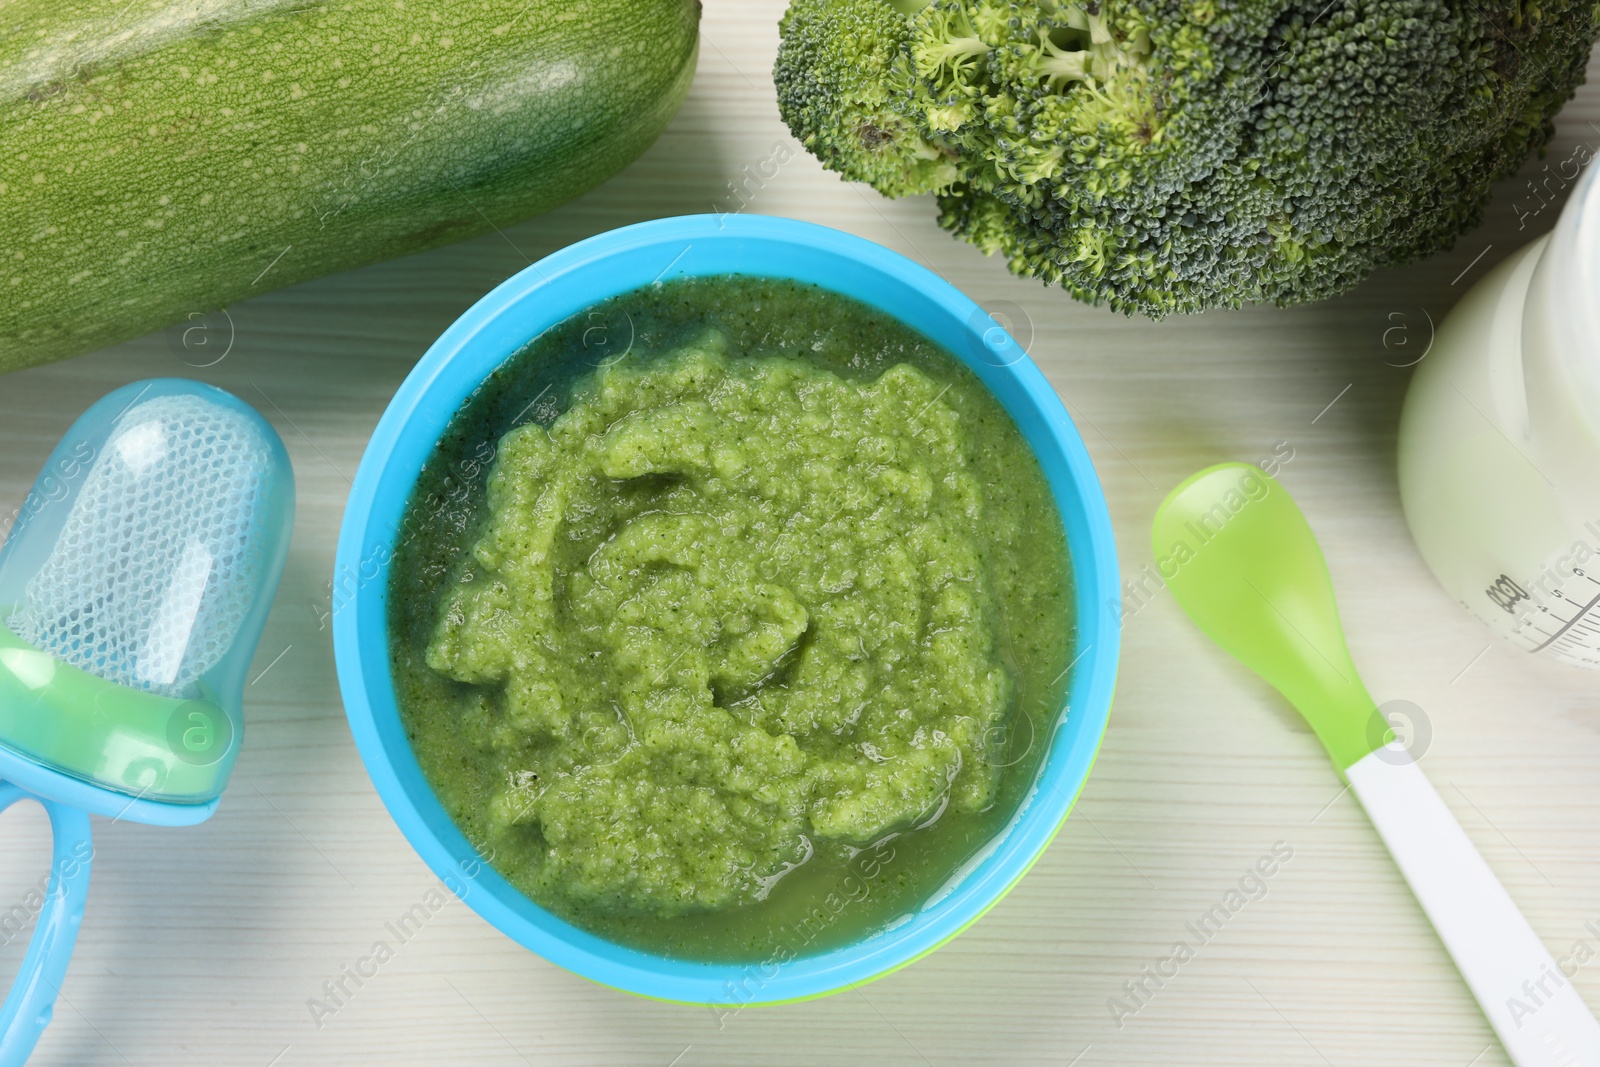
1152,462 -> 1391,772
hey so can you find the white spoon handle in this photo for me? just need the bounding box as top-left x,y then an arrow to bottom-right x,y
1346,745 -> 1600,1066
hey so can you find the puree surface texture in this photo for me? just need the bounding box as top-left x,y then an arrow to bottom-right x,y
390,277 -> 1072,961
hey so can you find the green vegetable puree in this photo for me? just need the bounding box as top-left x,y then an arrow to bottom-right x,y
389,277 -> 1073,962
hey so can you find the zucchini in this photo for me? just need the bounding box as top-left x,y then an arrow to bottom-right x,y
0,0 -> 701,372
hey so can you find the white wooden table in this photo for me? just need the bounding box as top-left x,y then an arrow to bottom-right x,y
3,6 -> 1599,1065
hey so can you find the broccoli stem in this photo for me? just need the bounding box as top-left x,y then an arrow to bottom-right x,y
926,35 -> 992,67
915,4 -> 994,84
1038,34 -> 1093,87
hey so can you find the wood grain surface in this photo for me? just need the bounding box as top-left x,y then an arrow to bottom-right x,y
2,5 -> 1599,1065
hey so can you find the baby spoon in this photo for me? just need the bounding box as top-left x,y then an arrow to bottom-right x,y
1154,462 -> 1600,1067
0,379 -> 293,1066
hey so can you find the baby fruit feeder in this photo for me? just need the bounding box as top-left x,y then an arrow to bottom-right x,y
0,380 -> 293,1066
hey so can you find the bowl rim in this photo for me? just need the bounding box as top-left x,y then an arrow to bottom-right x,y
332,213 -> 1120,1005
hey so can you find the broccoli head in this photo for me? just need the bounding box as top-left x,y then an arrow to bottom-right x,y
774,0 -> 1599,316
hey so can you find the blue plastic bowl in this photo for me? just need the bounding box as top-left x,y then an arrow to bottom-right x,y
333,215 -> 1119,1005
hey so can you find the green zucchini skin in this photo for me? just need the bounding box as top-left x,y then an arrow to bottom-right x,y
0,0 -> 701,372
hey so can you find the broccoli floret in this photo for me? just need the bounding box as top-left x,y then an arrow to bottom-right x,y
774,0 -> 1600,316
774,0 -> 959,196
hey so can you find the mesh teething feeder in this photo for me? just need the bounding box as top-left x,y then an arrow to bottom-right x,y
0,379 -> 294,1067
